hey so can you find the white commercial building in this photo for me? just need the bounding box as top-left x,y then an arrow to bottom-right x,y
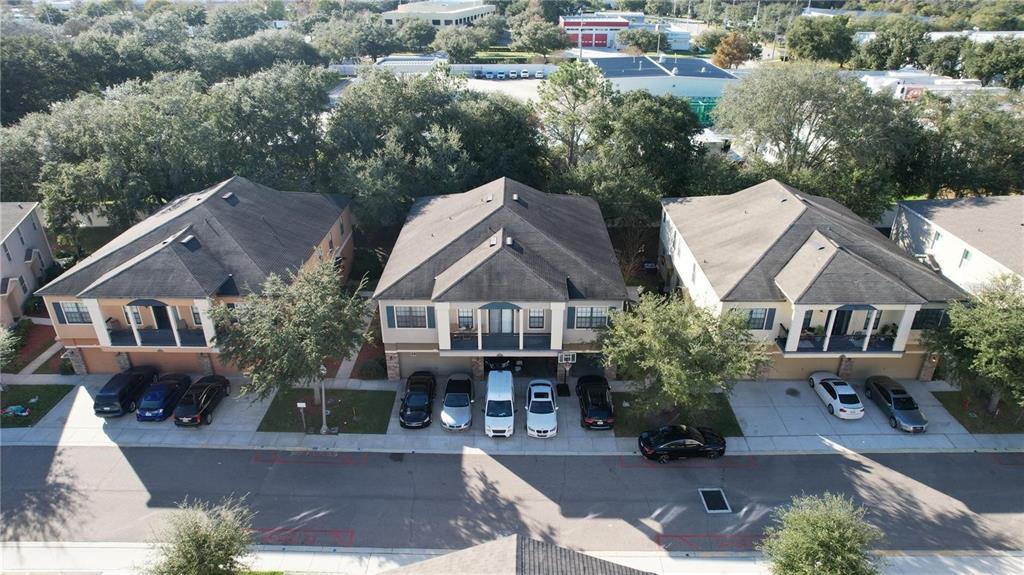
891,196 -> 1024,294
858,67 -> 1009,101
382,0 -> 496,27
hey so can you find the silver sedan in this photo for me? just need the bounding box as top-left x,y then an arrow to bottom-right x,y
865,376 -> 928,433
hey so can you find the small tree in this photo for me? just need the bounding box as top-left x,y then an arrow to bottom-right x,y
431,27 -> 487,63
617,28 -> 667,53
759,492 -> 882,575
712,32 -> 753,69
785,15 -> 854,65
511,20 -> 567,61
924,274 -> 1024,414
600,293 -> 770,414
210,261 -> 370,401
148,497 -> 255,575
535,60 -> 612,170
695,28 -> 727,53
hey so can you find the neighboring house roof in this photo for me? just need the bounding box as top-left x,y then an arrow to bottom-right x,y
899,196 -> 1024,276
1,202 -> 39,243
37,177 -> 349,299
374,178 -> 628,302
380,535 -> 654,575
662,180 -> 967,304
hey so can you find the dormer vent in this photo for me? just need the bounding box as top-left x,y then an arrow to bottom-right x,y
221,192 -> 235,200
180,234 -> 196,245
486,193 -> 493,203
489,236 -> 497,247
505,236 -> 513,246
512,193 -> 519,201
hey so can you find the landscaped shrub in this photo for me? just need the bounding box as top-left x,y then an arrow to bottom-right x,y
0,320 -> 32,373
359,357 -> 387,380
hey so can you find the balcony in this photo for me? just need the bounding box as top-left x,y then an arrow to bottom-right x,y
450,333 -> 552,351
109,328 -> 208,347
775,334 -> 896,354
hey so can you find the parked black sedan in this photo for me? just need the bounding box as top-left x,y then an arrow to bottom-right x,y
638,425 -> 726,463
136,374 -> 191,422
399,371 -> 436,429
173,375 -> 231,426
92,366 -> 158,417
576,375 -> 615,429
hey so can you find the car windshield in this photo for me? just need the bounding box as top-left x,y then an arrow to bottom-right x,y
530,398 -> 554,414
178,393 -> 198,406
486,400 -> 512,418
139,396 -> 164,409
892,396 -> 918,410
444,393 -> 470,408
839,393 -> 861,405
405,392 -> 428,409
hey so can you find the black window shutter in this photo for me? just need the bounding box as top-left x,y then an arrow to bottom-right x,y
566,307 -> 576,329
385,305 -> 396,329
765,308 -> 776,330
52,302 -> 67,324
426,306 -> 436,329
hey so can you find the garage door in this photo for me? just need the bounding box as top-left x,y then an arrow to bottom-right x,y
594,33 -> 608,47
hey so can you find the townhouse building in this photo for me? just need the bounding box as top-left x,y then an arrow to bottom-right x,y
1,202 -> 55,326
373,178 -> 628,381
659,180 -> 967,380
36,177 -> 353,374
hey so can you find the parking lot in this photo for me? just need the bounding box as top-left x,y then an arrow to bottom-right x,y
386,373 -> 632,454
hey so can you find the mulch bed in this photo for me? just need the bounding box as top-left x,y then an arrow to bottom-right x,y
7,323 -> 57,373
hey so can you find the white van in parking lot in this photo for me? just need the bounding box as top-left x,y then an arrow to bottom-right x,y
485,370 -> 515,437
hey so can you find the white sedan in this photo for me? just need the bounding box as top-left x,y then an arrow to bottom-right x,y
526,380 -> 558,438
809,371 -> 865,419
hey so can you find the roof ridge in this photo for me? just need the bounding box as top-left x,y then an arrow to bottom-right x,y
775,230 -> 838,303
78,225 -> 197,297
828,244 -> 927,303
430,230 -> 508,300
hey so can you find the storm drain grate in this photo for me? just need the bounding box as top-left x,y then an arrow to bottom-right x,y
698,488 -> 732,514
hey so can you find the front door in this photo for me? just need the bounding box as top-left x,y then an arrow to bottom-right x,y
830,310 -> 852,336
152,305 -> 172,330
488,309 -> 514,334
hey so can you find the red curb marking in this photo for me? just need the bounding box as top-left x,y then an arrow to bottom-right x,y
252,527 -> 354,547
252,451 -> 369,466
990,453 -> 1024,466
656,533 -> 761,551
618,455 -> 759,469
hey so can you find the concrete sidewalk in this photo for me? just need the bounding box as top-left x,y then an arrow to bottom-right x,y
2,542 -> 1022,575
2,374 -> 1022,457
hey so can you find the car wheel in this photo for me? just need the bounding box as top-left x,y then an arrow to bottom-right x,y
827,404 -> 835,415
127,401 -> 137,413
707,450 -> 723,459
656,454 -> 670,464
809,379 -> 815,388
889,416 -> 898,429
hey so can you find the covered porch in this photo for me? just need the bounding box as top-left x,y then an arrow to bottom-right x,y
438,301 -> 562,353
96,298 -> 214,348
777,303 -> 919,355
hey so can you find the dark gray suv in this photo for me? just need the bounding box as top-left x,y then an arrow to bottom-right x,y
865,376 -> 928,433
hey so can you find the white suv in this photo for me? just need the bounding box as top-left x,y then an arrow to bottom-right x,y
484,370 -> 515,437
526,380 -> 558,438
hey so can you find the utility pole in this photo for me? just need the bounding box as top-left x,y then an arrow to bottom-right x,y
578,8 -> 584,60
319,364 -> 330,435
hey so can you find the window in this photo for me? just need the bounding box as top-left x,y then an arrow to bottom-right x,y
959,249 -> 971,268
432,19 -> 440,25
443,19 -> 452,24
575,307 -> 608,329
30,215 -> 37,231
60,302 -> 92,324
328,236 -> 334,251
863,312 -> 881,331
18,276 -> 28,294
191,306 -> 203,326
2,243 -> 10,261
395,306 -> 427,328
457,309 -> 474,330
123,305 -> 141,326
529,309 -> 544,329
746,308 -> 768,330
912,308 -> 949,330
16,229 -> 24,245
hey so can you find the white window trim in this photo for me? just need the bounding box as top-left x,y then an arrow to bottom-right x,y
575,306 -> 609,329
528,309 -> 544,329
59,301 -> 92,324
395,305 -> 428,329
457,308 -> 474,330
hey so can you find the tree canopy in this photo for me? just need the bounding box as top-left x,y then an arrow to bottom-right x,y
600,293 -> 770,415
785,15 -> 854,65
211,262 -> 370,400
759,493 -> 882,575
147,497 -> 254,575
711,32 -> 756,69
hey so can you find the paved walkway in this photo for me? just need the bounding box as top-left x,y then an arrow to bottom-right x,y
2,374 -> 1022,456
2,542 -> 1021,575
16,341 -> 63,375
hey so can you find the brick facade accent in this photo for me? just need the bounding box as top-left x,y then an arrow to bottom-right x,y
918,352 -> 940,381
63,347 -> 88,375
837,355 -> 853,380
471,356 -> 485,381
385,351 -> 401,380
114,352 -> 131,372
198,353 -> 214,376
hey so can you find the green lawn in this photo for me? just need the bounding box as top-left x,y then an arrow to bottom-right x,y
258,388 -> 395,434
934,391 -> 1024,434
1,384 -> 74,428
611,392 -> 743,438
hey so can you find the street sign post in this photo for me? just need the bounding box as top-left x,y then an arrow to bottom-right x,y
296,402 -> 307,430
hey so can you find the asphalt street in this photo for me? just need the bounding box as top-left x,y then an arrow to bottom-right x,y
2,446 -> 1022,553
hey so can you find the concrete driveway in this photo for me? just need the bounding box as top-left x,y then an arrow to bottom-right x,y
728,379 -> 972,452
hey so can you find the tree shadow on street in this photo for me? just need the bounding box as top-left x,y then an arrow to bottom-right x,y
1,446 -> 83,541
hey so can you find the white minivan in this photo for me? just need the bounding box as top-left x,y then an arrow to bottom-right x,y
484,370 -> 515,437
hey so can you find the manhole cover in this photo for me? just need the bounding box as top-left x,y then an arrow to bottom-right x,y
698,488 -> 732,514
785,387 -> 801,397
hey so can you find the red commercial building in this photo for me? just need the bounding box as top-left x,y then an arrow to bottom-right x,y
558,14 -> 629,48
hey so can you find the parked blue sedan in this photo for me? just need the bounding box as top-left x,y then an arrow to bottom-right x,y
136,374 -> 192,422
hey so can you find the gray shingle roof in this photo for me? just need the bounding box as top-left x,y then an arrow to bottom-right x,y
374,178 -> 628,302
1,202 -> 38,242
662,180 -> 967,304
380,535 -> 654,575
899,196 -> 1024,276
37,177 -> 349,299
